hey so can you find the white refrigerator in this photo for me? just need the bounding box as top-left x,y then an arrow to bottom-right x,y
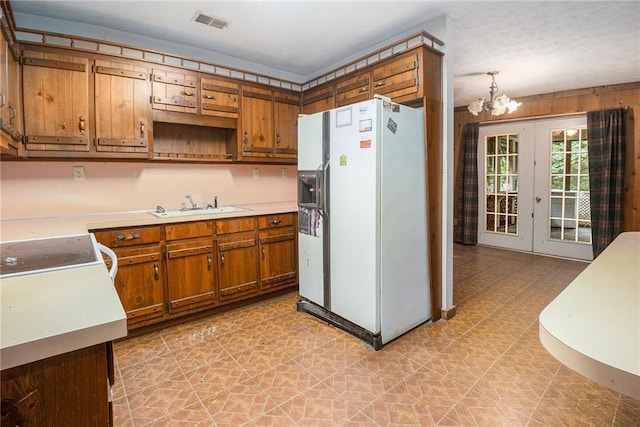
297,96 -> 430,349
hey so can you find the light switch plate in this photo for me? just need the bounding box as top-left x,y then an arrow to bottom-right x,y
281,168 -> 288,178
253,168 -> 259,179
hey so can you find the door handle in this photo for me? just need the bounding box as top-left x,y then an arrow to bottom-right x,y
535,196 -> 542,203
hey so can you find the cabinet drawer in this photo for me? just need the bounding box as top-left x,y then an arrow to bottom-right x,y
258,213 -> 295,229
165,221 -> 213,240
336,72 -> 370,107
94,226 -> 161,247
372,50 -> 421,101
166,239 -> 213,259
216,217 -> 257,235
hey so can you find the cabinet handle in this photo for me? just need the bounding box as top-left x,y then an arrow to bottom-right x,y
276,133 -> 280,145
207,254 -> 212,271
202,94 -> 217,100
79,116 -> 86,134
116,233 -> 140,241
270,219 -> 282,226
261,247 -> 265,260
220,254 -> 225,268
8,104 -> 16,126
182,91 -> 195,97
243,131 -> 248,145
359,87 -> 369,93
375,79 -> 387,87
154,263 -> 159,280
0,93 -> 5,108
139,120 -> 145,137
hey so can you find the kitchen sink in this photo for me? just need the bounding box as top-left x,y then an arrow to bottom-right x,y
149,206 -> 250,218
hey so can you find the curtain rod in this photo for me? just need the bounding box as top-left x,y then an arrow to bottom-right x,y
478,106 -> 629,125
478,111 -> 586,125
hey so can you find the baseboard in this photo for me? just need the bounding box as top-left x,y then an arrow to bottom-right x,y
441,305 -> 456,320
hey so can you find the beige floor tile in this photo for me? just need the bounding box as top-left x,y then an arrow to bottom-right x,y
112,245 -> 639,426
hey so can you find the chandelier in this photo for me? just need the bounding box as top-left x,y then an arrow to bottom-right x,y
467,71 -> 521,116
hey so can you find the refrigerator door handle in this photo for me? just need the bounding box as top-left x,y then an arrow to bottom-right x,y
321,160 -> 329,218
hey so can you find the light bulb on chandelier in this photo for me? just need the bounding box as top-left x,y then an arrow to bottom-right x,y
467,71 -> 521,116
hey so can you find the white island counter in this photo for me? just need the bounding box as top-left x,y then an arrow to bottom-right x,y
1,263 -> 127,370
539,232 -> 640,399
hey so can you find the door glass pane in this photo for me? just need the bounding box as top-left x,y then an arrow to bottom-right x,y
484,133 -> 518,235
548,127 -> 591,243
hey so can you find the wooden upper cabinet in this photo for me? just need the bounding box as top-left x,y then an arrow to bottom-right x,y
372,50 -> 422,103
240,85 -> 274,157
94,59 -> 150,155
151,68 -> 198,114
201,77 -> 239,119
302,84 -> 335,114
1,29 -> 22,156
274,91 -> 300,158
22,49 -> 91,153
336,71 -> 370,107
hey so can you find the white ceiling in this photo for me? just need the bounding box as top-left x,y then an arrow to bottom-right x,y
8,1 -> 640,107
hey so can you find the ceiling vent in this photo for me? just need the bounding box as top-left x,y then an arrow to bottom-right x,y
192,11 -> 229,30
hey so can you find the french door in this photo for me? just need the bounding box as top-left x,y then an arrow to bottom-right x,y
477,117 -> 592,261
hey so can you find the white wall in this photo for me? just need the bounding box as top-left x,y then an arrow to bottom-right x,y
0,161 -> 296,220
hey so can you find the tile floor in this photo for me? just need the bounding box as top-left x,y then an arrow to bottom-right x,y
112,244 -> 640,426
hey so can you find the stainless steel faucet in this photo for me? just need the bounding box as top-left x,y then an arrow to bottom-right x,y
185,194 -> 197,209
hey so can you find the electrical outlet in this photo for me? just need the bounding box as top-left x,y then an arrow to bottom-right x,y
252,168 -> 260,179
72,166 -> 85,181
281,167 -> 288,178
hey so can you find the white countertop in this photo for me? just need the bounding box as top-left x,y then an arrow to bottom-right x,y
0,201 -> 297,241
539,232 -> 640,399
0,201 -> 297,370
1,263 -> 127,370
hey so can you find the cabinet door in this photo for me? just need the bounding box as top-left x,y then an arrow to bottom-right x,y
94,59 -> 150,154
151,69 -> 197,114
217,231 -> 259,302
201,77 -> 239,119
1,31 -> 22,155
22,50 -> 90,152
336,72 -> 370,107
302,84 -> 334,114
166,238 -> 216,313
259,226 -> 297,292
274,91 -> 299,159
112,245 -> 165,328
240,86 -> 274,157
372,50 -> 422,102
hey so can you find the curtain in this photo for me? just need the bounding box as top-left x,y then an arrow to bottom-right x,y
586,108 -> 627,258
455,122 -> 480,244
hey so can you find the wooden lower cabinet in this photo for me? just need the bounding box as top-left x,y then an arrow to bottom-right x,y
93,226 -> 165,329
0,343 -> 113,426
92,213 -> 297,332
258,214 -> 297,291
112,245 -> 165,328
216,217 -> 259,302
165,221 -> 217,313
